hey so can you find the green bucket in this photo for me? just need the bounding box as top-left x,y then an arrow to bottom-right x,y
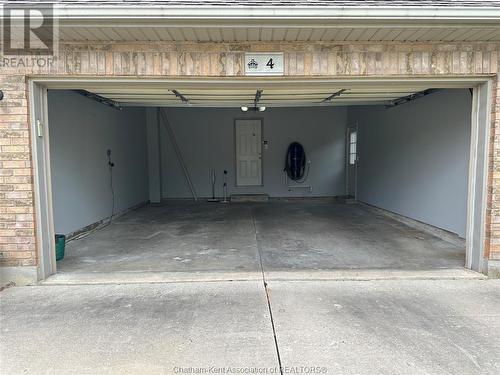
55,234 -> 65,261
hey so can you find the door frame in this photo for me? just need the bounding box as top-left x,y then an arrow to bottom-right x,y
345,122 -> 359,200
28,76 -> 493,278
234,117 -> 264,187
466,81 -> 492,273
29,81 -> 57,280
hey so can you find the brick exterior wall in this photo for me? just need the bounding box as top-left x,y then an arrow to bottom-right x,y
1,41 -> 499,276
0,75 -> 36,269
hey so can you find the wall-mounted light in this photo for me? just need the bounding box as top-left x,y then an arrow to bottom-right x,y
241,106 -> 266,112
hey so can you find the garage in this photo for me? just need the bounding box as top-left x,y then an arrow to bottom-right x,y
1,0 -> 497,286
2,2 -> 500,373
28,77 -> 486,283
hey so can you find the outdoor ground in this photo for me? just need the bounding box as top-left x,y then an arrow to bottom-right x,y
1,279 -> 499,374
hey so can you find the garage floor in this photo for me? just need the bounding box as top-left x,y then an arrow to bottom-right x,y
51,201 -> 469,283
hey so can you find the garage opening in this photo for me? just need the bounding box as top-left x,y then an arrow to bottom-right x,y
31,79 -> 490,282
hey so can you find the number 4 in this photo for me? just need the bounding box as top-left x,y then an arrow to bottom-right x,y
266,58 -> 275,69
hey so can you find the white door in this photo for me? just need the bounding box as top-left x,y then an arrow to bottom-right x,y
235,119 -> 262,186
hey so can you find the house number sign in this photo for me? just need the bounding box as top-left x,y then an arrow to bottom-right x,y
245,53 -> 284,76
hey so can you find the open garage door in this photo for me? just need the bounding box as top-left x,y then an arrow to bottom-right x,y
29,77 -> 491,282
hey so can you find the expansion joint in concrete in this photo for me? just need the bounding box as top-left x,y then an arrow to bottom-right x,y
250,207 -> 284,375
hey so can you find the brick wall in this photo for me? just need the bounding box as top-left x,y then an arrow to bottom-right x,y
1,41 -> 499,275
0,75 -> 37,269
488,75 -> 500,261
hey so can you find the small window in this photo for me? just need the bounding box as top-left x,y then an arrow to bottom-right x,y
349,153 -> 356,165
350,132 -> 357,144
349,131 -> 357,165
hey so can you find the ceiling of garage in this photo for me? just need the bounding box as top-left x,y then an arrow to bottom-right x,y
88,87 -> 423,107
44,77 -> 477,107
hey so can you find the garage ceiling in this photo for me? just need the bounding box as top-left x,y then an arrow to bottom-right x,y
44,77 -> 477,107
89,88 -> 422,107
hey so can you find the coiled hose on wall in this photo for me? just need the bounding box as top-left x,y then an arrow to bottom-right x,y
284,142 -> 307,181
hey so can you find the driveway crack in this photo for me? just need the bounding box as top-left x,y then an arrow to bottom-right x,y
251,206 -> 283,375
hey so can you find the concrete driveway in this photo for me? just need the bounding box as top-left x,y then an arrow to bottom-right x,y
1,279 -> 499,374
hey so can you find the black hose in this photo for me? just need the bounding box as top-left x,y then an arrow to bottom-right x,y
284,142 -> 307,181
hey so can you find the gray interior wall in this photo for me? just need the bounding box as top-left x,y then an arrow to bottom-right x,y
348,89 -> 472,237
48,90 -> 149,235
145,108 -> 162,203
157,107 -> 347,198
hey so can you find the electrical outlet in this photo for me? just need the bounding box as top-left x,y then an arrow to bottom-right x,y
107,149 -> 114,167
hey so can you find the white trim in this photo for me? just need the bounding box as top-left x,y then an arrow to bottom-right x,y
466,81 -> 492,273
43,87 -> 57,277
29,82 -> 57,281
49,6 -> 500,23
8,5 -> 499,28
6,4 -> 497,45
32,75 -> 491,89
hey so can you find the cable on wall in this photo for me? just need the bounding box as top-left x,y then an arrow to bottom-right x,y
107,149 -> 116,225
67,150 -> 116,242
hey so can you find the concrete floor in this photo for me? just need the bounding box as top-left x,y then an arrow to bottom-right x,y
51,201 -> 468,283
1,279 -> 499,374
4,202 -> 494,374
